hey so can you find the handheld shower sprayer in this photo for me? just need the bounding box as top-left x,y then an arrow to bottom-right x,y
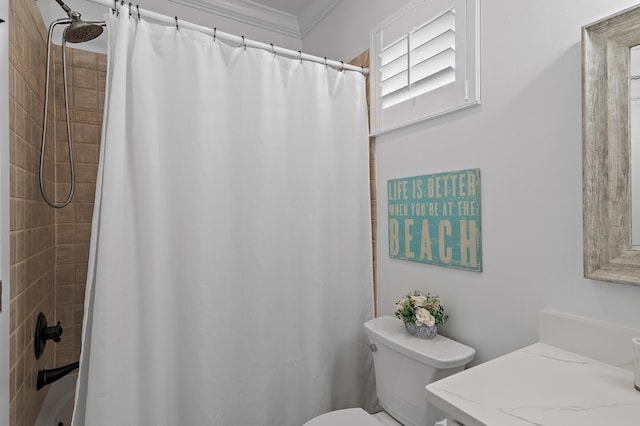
39,1 -> 106,208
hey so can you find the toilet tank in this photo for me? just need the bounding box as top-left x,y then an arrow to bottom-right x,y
364,316 -> 475,426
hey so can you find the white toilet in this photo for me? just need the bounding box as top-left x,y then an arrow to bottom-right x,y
304,316 -> 475,426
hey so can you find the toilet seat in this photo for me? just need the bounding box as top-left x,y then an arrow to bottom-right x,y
303,408 -> 380,426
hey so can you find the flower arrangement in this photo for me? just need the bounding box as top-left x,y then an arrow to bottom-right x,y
395,291 -> 448,327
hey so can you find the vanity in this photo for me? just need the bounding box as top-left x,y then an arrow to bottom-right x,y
426,311 -> 640,425
426,343 -> 639,425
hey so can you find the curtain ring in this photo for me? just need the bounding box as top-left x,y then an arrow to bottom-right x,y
213,27 -> 217,42
298,50 -> 302,63
112,0 -> 117,14
324,57 -> 327,68
136,4 -> 140,20
340,61 -> 344,71
270,43 -> 275,57
241,35 -> 246,50
175,16 -> 179,30
128,2 -> 132,19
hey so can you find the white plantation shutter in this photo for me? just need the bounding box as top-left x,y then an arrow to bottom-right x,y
371,0 -> 480,135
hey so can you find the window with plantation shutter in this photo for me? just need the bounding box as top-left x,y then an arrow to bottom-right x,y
370,0 -> 480,135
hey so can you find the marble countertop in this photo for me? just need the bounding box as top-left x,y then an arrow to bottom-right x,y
426,342 -> 640,425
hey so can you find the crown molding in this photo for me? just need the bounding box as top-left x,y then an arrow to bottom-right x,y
169,0 -> 301,38
297,0 -> 341,38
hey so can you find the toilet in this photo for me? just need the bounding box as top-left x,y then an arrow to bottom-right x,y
304,316 -> 475,426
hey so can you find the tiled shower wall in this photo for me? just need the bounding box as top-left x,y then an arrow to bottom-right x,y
9,0 -> 56,423
8,0 -> 105,423
52,45 -> 106,367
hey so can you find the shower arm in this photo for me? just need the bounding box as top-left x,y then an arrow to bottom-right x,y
54,0 -> 75,18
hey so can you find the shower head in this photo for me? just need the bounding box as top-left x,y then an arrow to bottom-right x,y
64,16 -> 104,43
53,0 -> 104,43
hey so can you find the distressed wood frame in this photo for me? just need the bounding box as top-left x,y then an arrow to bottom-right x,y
583,4 -> 640,285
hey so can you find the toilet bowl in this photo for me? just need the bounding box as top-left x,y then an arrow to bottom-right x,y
303,316 -> 475,426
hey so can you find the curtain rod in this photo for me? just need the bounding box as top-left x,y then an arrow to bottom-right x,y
84,0 -> 368,75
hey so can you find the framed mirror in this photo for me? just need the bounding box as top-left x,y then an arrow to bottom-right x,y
632,46 -> 640,247
583,4 -> 640,285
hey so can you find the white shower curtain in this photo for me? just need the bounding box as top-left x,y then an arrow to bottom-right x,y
73,11 -> 375,426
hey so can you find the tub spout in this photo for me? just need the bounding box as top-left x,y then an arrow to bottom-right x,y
37,361 -> 79,390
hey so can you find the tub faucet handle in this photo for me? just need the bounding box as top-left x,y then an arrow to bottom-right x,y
44,321 -> 63,342
34,312 -> 64,359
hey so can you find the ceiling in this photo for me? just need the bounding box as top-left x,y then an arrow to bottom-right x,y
253,0 -> 315,17
168,0 -> 342,38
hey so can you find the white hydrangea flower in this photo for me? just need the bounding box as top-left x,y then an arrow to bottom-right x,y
410,294 -> 427,307
415,307 -> 435,326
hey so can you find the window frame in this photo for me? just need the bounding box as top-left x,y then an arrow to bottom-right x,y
370,0 -> 481,135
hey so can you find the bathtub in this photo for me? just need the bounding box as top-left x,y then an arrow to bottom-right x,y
35,372 -> 77,426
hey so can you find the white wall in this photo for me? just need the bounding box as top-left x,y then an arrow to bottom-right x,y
304,0 -> 640,364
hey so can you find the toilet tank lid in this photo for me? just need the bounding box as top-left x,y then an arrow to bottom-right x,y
364,316 -> 476,369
